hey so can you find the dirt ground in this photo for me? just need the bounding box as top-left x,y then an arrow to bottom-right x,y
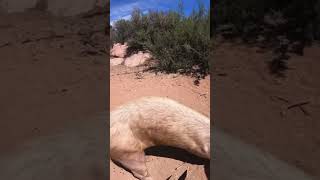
110,65 -> 210,180
108,39 -> 320,179
0,10 -> 107,154
212,42 -> 320,178
0,9 -> 109,180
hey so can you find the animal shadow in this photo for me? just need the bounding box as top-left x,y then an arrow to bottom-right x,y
145,146 -> 210,179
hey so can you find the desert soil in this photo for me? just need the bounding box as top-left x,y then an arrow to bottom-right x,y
109,40 -> 320,179
110,65 -> 210,180
0,9 -> 108,154
212,41 -> 320,178
0,8 -> 109,180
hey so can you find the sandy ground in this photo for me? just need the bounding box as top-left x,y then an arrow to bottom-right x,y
0,9 -> 108,180
110,65 -> 210,180
212,42 -> 320,178
0,113 -> 108,180
0,10 -> 107,155
212,128 -> 314,180
109,58 -> 316,180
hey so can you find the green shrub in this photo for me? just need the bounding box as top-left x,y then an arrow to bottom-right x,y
111,1 -> 210,77
212,0 -> 319,40
111,19 -> 132,45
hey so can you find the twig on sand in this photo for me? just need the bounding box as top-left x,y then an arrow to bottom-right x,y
174,162 -> 186,170
281,101 -> 311,116
287,101 -> 310,109
298,106 -> 310,116
273,96 -> 311,117
271,95 -> 290,103
287,101 -> 310,116
166,162 -> 188,180
166,170 -> 188,180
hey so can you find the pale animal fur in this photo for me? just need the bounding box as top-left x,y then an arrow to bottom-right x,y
110,96 -> 210,180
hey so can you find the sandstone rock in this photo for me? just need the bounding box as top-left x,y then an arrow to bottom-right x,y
124,52 -> 152,67
110,57 -> 124,66
168,73 -> 179,78
110,43 -> 128,58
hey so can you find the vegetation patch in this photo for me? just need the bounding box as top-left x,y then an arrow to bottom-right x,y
111,1 -> 210,80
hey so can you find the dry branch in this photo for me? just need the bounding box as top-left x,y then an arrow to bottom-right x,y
287,101 -> 310,109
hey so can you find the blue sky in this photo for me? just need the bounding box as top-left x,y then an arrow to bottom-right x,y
110,0 -> 210,25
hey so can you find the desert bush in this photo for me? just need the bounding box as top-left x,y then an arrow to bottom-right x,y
212,0 -> 319,40
110,19 -> 132,45
111,1 -> 210,77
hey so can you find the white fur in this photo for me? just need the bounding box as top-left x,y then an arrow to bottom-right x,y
110,96 -> 210,180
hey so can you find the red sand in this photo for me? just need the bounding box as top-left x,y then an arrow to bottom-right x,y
212,42 -> 320,178
110,65 -> 210,180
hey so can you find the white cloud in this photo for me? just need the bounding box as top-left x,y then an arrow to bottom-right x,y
110,14 -> 132,26
110,0 -> 172,24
